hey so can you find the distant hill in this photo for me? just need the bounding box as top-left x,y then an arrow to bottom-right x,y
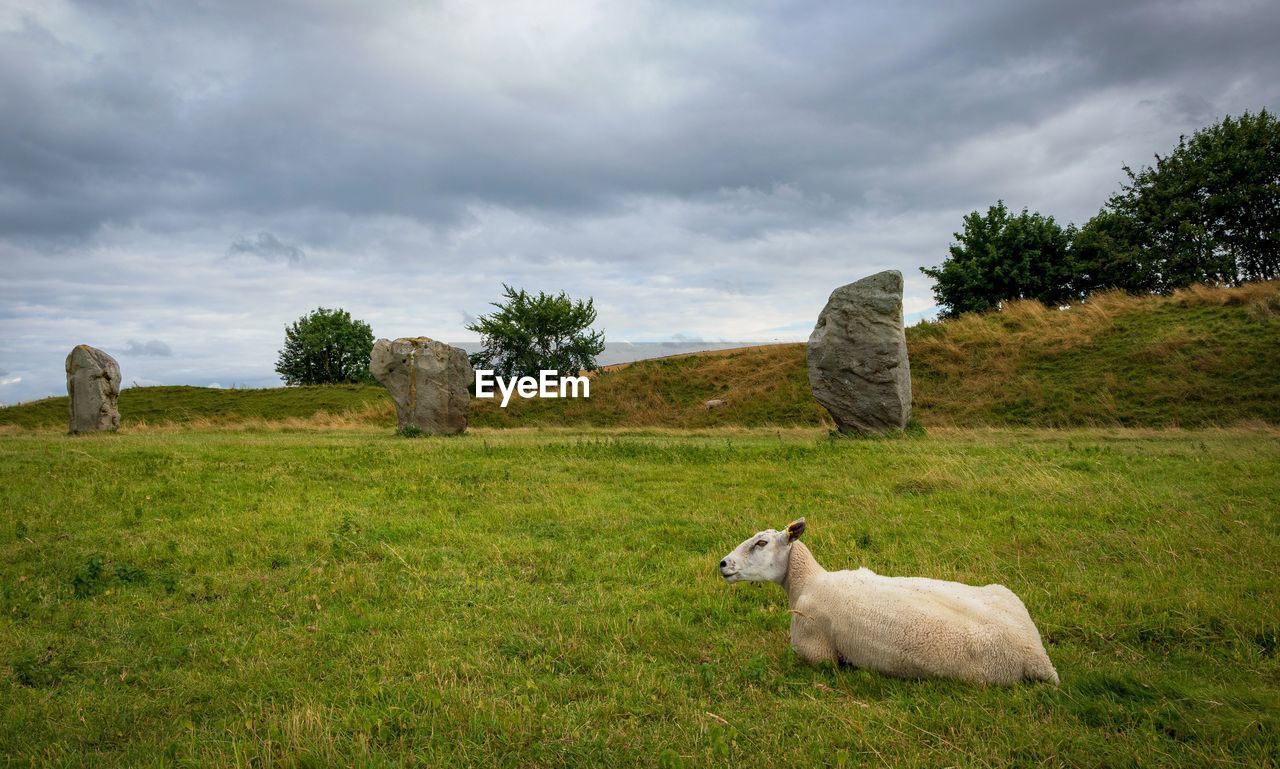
4,281 -> 1278,431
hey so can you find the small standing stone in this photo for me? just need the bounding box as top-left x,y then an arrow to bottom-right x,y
370,337 -> 472,435
65,345 -> 121,433
807,270 -> 912,434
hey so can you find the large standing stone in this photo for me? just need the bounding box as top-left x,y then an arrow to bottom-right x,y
807,270 -> 912,434
370,337 -> 472,435
65,345 -> 121,433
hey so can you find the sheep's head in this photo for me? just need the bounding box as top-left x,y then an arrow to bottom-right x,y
719,518 -> 806,584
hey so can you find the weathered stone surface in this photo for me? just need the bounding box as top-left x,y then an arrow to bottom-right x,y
65,345 -> 121,433
807,270 -> 912,434
370,337 -> 472,435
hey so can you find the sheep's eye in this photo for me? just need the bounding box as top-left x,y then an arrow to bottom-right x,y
754,540 -> 767,548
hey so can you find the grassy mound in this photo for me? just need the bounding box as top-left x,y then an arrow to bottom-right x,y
3,281 -> 1278,430
473,343 -> 824,428
910,281 -> 1280,426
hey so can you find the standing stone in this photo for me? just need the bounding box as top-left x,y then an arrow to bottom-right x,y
807,270 -> 912,434
370,337 -> 472,435
65,345 -> 121,433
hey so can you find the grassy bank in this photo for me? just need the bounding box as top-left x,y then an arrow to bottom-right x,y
3,281 -> 1278,431
2,427 -> 1277,766
0,384 -> 386,431
909,281 -> 1280,427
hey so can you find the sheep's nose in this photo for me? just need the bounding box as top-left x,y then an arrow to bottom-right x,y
719,560 -> 727,569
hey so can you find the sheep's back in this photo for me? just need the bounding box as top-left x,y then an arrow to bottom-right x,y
803,569 -> 1050,683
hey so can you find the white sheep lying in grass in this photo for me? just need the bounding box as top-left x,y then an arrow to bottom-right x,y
719,518 -> 1059,685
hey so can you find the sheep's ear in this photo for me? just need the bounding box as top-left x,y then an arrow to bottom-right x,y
785,517 -> 806,541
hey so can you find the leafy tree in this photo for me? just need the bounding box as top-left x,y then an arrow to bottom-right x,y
467,285 -> 605,378
1104,109 -> 1280,289
1071,209 -> 1154,295
275,307 -> 375,386
921,201 -> 1077,318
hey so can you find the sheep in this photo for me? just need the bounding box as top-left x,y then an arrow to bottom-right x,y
719,518 -> 1059,685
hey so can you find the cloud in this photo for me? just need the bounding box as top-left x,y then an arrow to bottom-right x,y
766,321 -> 818,335
121,339 -> 173,357
905,307 -> 941,325
0,0 -> 1276,402
3,0 -> 1274,245
227,232 -> 305,265
668,333 -> 707,344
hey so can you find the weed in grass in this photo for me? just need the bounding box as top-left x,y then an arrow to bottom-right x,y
71,554 -> 106,598
330,511 -> 365,560
113,561 -> 148,584
12,648 -> 63,689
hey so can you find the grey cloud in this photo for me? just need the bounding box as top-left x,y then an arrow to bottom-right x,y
121,339 -> 173,357
0,0 -> 1275,401
1,0 -> 1274,246
227,232 -> 305,265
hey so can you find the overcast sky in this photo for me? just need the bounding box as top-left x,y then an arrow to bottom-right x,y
2,0 -> 1277,403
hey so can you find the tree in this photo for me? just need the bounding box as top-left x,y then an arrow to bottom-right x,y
921,201 -> 1077,318
1104,109 -> 1280,290
1070,209 -> 1155,296
275,307 -> 375,386
466,285 -> 605,378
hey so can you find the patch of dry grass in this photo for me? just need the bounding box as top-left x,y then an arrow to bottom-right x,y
471,343 -> 827,429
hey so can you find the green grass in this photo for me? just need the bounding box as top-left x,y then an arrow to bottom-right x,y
2,426 -> 1277,767
4,282 -> 1278,431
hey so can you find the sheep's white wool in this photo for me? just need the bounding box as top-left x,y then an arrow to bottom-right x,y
720,519 -> 1059,685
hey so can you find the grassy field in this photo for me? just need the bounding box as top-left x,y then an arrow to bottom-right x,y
2,426 -> 1277,767
3,281 -> 1278,432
